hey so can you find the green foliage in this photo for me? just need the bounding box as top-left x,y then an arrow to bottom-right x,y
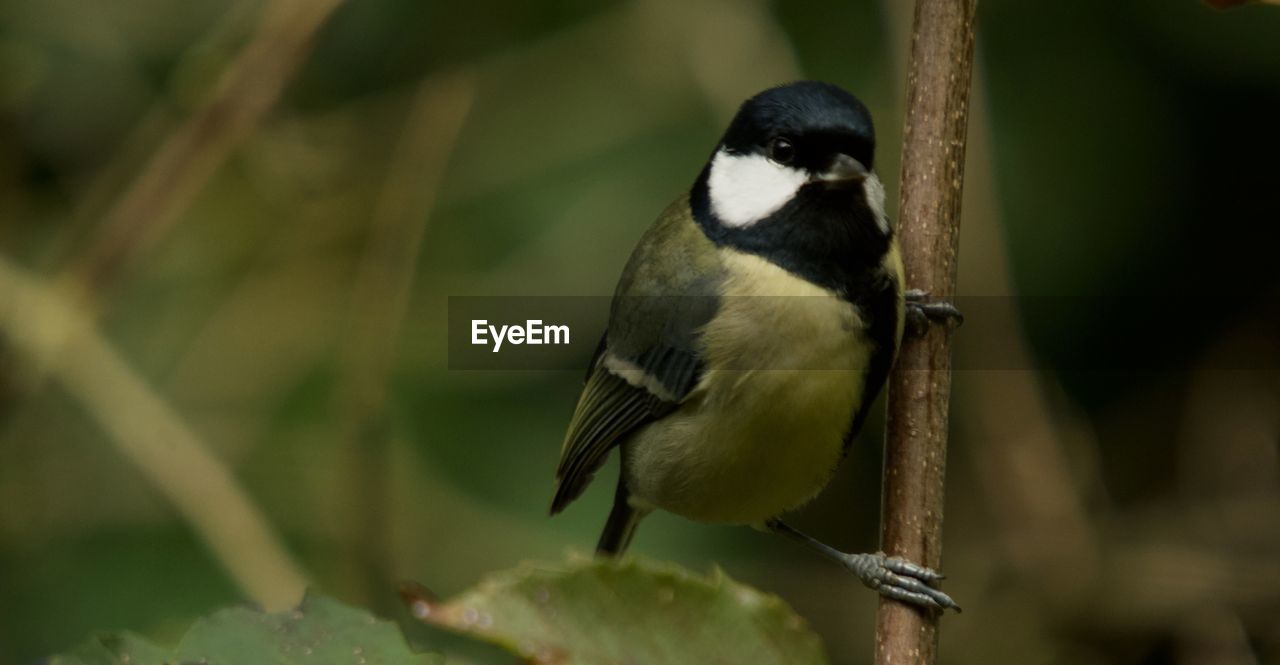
48,592 -> 439,665
406,557 -> 829,665
49,634 -> 171,665
45,560 -> 826,665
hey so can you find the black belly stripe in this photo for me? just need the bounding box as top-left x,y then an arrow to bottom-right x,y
689,166 -> 901,453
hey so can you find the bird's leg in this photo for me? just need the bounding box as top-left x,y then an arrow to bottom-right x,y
904,289 -> 964,338
764,519 -> 960,612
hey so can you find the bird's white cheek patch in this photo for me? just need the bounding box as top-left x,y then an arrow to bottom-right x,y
863,173 -> 890,235
707,150 -> 807,228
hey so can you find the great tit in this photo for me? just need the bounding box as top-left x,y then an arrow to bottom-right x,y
551,81 -> 958,611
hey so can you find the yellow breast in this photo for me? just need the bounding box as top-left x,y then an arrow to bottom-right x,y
623,250 -> 869,524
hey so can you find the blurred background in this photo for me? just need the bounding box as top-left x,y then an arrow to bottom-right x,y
2,0 -> 1279,663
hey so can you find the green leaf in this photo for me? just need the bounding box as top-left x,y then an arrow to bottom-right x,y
48,633 -> 170,665
48,591 -> 440,665
403,557 -> 829,665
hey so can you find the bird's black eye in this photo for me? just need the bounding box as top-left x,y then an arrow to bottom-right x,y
767,137 -> 796,165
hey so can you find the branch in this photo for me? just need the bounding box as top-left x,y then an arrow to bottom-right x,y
336,71 -> 476,604
67,0 -> 345,295
875,0 -> 977,663
0,258 -> 310,610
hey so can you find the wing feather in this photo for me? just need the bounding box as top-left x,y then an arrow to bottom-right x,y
550,194 -> 724,515
550,362 -> 671,513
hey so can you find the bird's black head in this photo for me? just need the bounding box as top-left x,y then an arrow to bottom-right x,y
719,81 -> 876,176
690,81 -> 891,298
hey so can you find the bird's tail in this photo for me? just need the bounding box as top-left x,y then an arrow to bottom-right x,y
596,480 -> 646,556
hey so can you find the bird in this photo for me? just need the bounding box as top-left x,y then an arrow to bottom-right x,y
550,81 -> 959,611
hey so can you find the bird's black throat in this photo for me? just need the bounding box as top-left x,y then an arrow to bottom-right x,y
689,167 -> 894,304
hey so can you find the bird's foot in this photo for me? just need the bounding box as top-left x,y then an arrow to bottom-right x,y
842,551 -> 961,612
763,519 -> 961,612
905,289 -> 964,338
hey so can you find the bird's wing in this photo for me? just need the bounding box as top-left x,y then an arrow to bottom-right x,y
549,348 -> 691,514
550,196 -> 723,514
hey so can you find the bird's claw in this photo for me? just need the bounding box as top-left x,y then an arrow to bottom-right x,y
905,289 -> 963,338
844,551 -> 961,612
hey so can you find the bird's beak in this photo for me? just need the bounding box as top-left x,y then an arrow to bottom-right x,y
815,153 -> 869,184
